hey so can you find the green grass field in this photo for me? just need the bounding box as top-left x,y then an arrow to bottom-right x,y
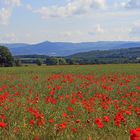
0,64 -> 140,140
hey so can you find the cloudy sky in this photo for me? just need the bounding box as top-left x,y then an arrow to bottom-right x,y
0,0 -> 140,43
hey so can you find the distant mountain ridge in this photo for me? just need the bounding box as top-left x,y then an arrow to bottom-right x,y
1,41 -> 140,56
0,43 -> 29,48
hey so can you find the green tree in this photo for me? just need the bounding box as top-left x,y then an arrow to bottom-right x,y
70,58 -> 79,65
0,46 -> 14,67
36,59 -> 42,66
14,59 -> 22,66
58,58 -> 67,65
46,57 -> 59,65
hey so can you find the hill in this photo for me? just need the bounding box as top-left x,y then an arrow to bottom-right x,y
0,43 -> 29,49
67,47 -> 140,64
1,41 -> 140,56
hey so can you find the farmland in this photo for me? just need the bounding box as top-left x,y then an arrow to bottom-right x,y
0,64 -> 140,140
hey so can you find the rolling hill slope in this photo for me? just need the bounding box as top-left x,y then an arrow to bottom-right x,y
1,41 -> 140,56
67,47 -> 140,64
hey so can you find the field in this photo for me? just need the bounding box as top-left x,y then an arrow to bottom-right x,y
0,64 -> 140,140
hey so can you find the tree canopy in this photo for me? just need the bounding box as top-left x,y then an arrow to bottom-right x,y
0,45 -> 14,67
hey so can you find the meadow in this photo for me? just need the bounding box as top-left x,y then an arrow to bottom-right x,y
0,64 -> 140,140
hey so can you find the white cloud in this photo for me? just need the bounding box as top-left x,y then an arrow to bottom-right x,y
0,0 -> 21,25
35,0 -> 106,19
61,25 -> 104,39
88,24 -> 104,35
113,2 -> 127,9
0,33 -> 18,43
4,0 -> 21,7
95,24 -> 104,33
113,0 -> 140,10
63,32 -> 72,37
0,8 -> 11,25
125,0 -> 140,9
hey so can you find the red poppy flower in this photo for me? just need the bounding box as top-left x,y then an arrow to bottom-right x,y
0,122 -> 6,128
103,116 -> 110,123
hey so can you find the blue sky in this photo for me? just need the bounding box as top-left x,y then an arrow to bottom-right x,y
0,0 -> 140,43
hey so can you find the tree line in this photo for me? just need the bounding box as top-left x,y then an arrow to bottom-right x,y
14,56 -> 140,66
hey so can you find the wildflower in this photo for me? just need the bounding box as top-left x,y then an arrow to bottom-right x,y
47,85 -> 51,89
58,95 -> 63,100
34,136 -> 39,140
49,91 -> 55,96
130,128 -> 140,140
136,86 -> 140,91
57,85 -> 61,90
0,122 -> 6,128
38,119 -> 45,127
58,122 -> 67,129
45,96 -> 51,104
1,114 -> 6,121
76,119 -> 81,124
94,118 -> 104,128
62,112 -> 69,118
103,116 -> 110,123
49,119 -> 55,124
67,106 -> 73,112
29,120 -> 35,126
114,112 -> 126,127
125,111 -> 131,116
51,98 -> 57,105
71,127 -> 77,133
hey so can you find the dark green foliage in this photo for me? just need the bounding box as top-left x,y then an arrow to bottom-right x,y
0,46 -> 14,67
46,57 -> 67,65
65,58 -> 79,65
14,59 -> 22,66
14,55 -> 49,59
58,58 -> 67,65
36,59 -> 42,66
46,57 -> 59,65
14,55 -> 48,64
67,47 -> 140,64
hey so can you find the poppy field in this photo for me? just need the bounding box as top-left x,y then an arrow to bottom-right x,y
0,64 -> 140,140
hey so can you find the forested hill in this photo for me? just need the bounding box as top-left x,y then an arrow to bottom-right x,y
67,47 -> 140,64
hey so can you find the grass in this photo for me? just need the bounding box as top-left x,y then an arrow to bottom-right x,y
0,64 -> 140,140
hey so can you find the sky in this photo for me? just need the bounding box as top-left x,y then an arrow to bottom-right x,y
0,0 -> 140,44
